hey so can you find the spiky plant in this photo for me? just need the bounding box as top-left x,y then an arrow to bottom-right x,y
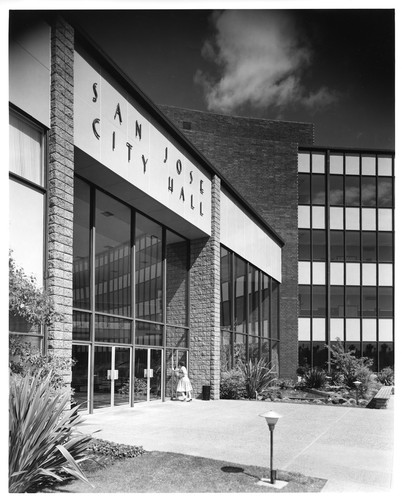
9,370 -> 93,493
238,358 -> 277,399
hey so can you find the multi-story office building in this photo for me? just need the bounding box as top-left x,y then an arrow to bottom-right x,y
9,12 -> 394,413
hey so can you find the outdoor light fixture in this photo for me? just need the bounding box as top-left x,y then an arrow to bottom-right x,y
259,410 -> 282,484
353,380 -> 362,405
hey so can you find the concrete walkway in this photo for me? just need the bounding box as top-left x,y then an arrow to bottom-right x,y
79,397 -> 395,493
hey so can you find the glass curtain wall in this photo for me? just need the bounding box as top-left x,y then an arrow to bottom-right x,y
220,246 -> 280,372
72,176 -> 189,412
298,149 -> 394,371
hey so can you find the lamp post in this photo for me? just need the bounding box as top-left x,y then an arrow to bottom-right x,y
259,410 -> 282,484
353,380 -> 362,405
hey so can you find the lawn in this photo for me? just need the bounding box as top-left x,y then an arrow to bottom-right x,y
46,449 -> 327,493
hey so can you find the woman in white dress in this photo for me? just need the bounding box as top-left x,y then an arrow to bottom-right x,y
175,362 -> 193,402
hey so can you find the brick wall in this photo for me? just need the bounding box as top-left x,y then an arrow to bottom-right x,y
47,17 -> 75,380
189,175 -> 221,398
160,106 -> 314,379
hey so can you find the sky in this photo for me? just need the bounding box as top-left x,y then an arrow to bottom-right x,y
64,7 -> 395,151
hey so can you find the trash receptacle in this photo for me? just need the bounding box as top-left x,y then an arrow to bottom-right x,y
202,385 -> 211,400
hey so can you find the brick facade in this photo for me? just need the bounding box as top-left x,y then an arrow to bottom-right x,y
160,106 -> 314,379
189,175 -> 221,399
47,17 -> 75,379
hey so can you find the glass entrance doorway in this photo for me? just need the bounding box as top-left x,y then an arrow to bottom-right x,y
165,349 -> 188,399
94,346 -> 131,409
134,348 -> 162,402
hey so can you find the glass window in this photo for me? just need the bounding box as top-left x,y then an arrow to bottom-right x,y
234,255 -> 247,333
220,247 -> 232,329
298,229 -> 311,260
95,191 -> 131,317
312,342 -> 327,368
362,287 -> 377,317
362,319 -> 376,341
345,232 -> 360,261
312,230 -> 326,260
298,152 -> 310,172
345,155 -> 359,175
330,263 -> 344,285
361,208 -> 376,231
73,178 -> 91,310
312,262 -> 326,285
298,318 -> 311,341
73,311 -> 90,341
377,178 -> 393,207
362,232 -> 376,262
330,231 -> 344,261
330,207 -> 343,230
298,285 -> 311,316
234,334 -> 247,364
378,232 -> 393,262
346,318 -> 360,341
378,319 -> 393,342
362,263 -> 376,286
9,111 -> 44,186
166,230 -> 189,326
379,343 -> 393,371
330,286 -> 344,317
345,207 -> 360,230
330,154 -> 343,174
248,336 -> 260,362
361,155 -> 376,175
361,177 -> 376,207
312,206 -> 325,229
362,342 -> 377,371
298,173 -> 310,204
166,326 -> 188,348
261,274 -> 270,338
378,209 -> 393,231
312,153 -> 325,173
312,285 -> 326,317
248,266 -> 259,335
330,318 -> 344,341
298,206 -> 310,228
329,175 -> 344,205
377,156 -> 393,176
378,288 -> 393,317
345,176 -> 360,206
346,341 -> 361,358
271,280 -> 279,339
312,318 -> 326,341
311,175 -> 326,204
299,342 -> 312,367
299,261 -> 311,285
346,263 -> 360,285
95,315 -> 132,343
378,264 -> 393,287
345,287 -> 360,317
135,321 -> 162,346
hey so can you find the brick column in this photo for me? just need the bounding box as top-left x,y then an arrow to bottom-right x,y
189,175 -> 221,399
46,17 -> 74,381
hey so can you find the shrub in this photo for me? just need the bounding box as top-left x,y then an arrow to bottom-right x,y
277,378 -> 296,389
238,358 -> 277,399
9,370 -> 92,493
220,369 -> 247,399
87,438 -> 144,459
377,367 -> 394,386
328,339 -> 373,389
303,368 -> 327,389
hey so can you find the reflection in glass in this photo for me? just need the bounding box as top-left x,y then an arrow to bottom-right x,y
298,342 -> 312,367
73,311 -> 90,341
166,230 -> 188,326
362,287 -> 377,317
298,229 -> 311,260
271,280 -> 279,339
220,247 -> 232,328
234,256 -> 247,333
346,342 -> 361,358
248,336 -> 259,362
329,175 -> 344,205
166,326 -> 188,348
312,230 -> 326,260
261,274 -> 270,338
248,266 -> 259,335
234,335 -> 246,364
312,343 -> 327,367
362,342 -> 378,371
330,231 -> 344,261
73,178 -> 91,310
136,214 -> 162,322
378,288 -> 393,317
311,175 -> 325,204
345,287 -> 360,316
379,343 -> 393,370
330,286 -> 344,317
378,233 -> 393,262
136,321 -> 163,346
361,177 -> 376,206
362,232 -> 376,262
95,191 -> 131,316
298,285 -> 310,316
93,346 -> 112,409
345,176 -> 360,206
220,330 -> 232,370
95,315 -> 131,343
298,173 -> 310,204
345,232 -> 360,261
72,344 -> 89,410
114,347 -> 131,406
312,285 -> 326,316
377,178 -> 393,207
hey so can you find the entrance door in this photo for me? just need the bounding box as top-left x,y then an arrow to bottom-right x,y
165,349 -> 188,399
134,348 -> 162,402
94,346 -> 131,409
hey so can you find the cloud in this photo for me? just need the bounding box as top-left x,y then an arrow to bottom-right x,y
195,10 -> 338,113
